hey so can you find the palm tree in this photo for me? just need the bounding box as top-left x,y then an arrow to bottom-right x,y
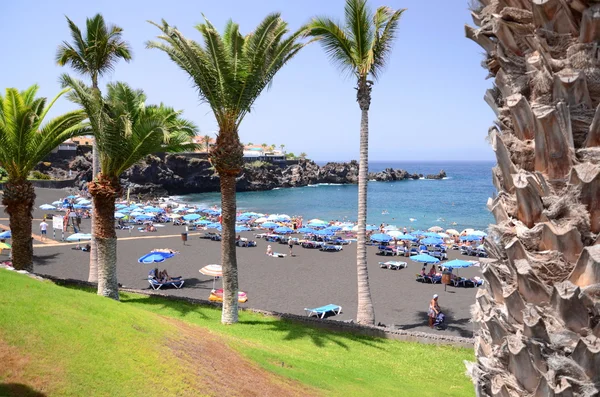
299,152 -> 307,160
203,135 -> 212,153
247,142 -> 254,146
261,143 -> 268,154
279,144 -> 285,153
62,76 -> 197,299
307,0 -> 405,325
148,14 -> 305,323
56,13 -> 132,284
466,2 -> 600,395
0,85 -> 89,271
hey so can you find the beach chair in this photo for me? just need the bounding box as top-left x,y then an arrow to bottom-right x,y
459,246 -> 471,256
304,304 -> 342,319
409,247 -> 419,256
415,273 -> 426,282
379,261 -> 407,270
147,269 -> 184,290
378,245 -> 395,256
320,244 -> 343,252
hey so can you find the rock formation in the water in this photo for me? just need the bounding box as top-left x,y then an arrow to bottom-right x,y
34,154 -> 447,196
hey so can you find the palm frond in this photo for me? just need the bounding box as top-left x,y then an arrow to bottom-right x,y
345,0 -> 373,74
306,17 -> 357,76
370,7 -> 405,80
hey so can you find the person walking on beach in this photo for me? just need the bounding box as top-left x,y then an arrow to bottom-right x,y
266,245 -> 273,256
288,236 -> 294,256
428,294 -> 441,328
39,220 -> 48,241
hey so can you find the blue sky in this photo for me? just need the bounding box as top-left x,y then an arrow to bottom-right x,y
1,0 -> 494,162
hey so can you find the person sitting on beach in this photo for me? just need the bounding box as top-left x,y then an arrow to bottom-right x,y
236,235 -> 241,241
82,243 -> 91,252
420,266 -> 427,277
428,265 -> 437,277
266,245 -> 273,256
428,294 -> 441,328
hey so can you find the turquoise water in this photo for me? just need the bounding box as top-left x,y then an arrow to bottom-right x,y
181,161 -> 496,231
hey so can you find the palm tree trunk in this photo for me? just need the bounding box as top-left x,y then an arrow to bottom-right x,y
89,174 -> 120,300
2,180 -> 35,272
220,172 -> 239,324
356,80 -> 375,325
466,2 -> 600,395
88,144 -> 99,283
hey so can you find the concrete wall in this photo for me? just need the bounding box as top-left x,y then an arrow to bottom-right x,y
0,178 -> 77,190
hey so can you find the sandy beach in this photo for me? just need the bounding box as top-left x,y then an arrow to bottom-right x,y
3,188 -> 483,338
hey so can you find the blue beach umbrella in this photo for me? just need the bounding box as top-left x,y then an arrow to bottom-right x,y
410,253 -> 440,264
130,211 -> 144,217
0,231 -> 11,239
52,200 -> 63,206
237,216 -> 250,222
65,233 -> 92,242
206,222 -> 221,229
273,226 -> 293,234
460,235 -> 482,242
411,230 -> 427,236
39,204 -> 56,210
471,230 -> 488,237
261,222 -> 279,228
423,232 -> 442,238
73,204 -> 91,209
138,251 -> 175,264
182,214 -> 201,221
195,219 -> 211,225
235,225 -> 251,232
66,195 -> 78,199
135,215 -> 154,221
397,234 -> 417,242
366,225 -> 379,231
314,229 -> 334,236
421,237 -> 444,245
308,220 -> 328,227
77,199 -> 91,205
114,212 -> 126,219
325,225 -> 342,232
444,259 -> 473,269
297,227 -> 317,234
370,233 -> 393,243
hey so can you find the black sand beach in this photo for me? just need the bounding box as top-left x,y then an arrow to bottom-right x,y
4,188 -> 483,338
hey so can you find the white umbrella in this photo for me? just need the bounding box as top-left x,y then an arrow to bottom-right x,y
114,212 -> 126,219
168,214 -> 182,219
383,225 -> 399,232
438,232 -> 450,238
446,229 -> 460,236
461,228 -> 475,236
254,217 -> 268,223
199,264 -> 223,290
428,226 -> 444,232
39,204 -> 56,210
388,230 -> 404,238
278,214 -> 291,220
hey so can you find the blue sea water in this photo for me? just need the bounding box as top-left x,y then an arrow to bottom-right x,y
181,161 -> 496,231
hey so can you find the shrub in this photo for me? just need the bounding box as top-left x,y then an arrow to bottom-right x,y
248,160 -> 268,168
43,162 -> 52,167
31,171 -> 51,180
0,166 -> 7,179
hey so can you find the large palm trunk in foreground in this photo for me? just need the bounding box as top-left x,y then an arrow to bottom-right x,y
89,174 -> 120,300
466,1 -> 600,396
356,80 -> 375,325
2,181 -> 35,271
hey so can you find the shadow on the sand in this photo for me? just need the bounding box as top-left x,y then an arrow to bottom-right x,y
239,318 -> 387,351
0,383 -> 47,397
399,309 -> 473,338
178,277 -> 213,290
33,253 -> 60,266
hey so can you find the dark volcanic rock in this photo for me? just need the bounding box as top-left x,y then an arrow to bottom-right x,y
425,170 -> 446,180
34,153 -> 447,197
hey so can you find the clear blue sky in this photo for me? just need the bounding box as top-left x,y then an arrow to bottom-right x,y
0,0 -> 494,162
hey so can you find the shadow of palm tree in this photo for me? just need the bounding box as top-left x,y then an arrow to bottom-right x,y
239,318 -> 387,351
0,383 -> 47,397
33,253 -> 60,266
120,294 -> 211,320
398,309 -> 474,338
177,277 -> 213,290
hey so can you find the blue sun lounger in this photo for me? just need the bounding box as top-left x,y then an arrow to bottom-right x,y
304,304 -> 342,319
147,269 -> 185,290
320,244 -> 343,252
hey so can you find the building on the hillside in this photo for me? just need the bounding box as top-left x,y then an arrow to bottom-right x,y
71,136 -> 94,146
242,146 -> 286,165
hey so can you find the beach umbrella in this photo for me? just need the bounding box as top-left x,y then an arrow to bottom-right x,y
370,233 -> 393,243
114,212 -> 126,219
199,264 -> 223,290
66,195 -> 78,199
297,227 -> 316,234
206,222 -> 221,229
383,225 -> 399,232
0,231 -> 11,239
135,215 -> 154,221
387,230 -> 403,238
116,204 -> 128,209
167,214 -> 182,219
52,200 -> 63,206
444,259 -> 473,269
0,242 -> 11,250
428,226 -> 444,232
138,251 -> 175,264
185,208 -> 198,213
254,217 -> 268,223
461,228 -> 475,236
471,230 -> 488,237
314,229 -> 334,236
77,199 -> 91,205
366,225 -> 378,231
73,204 -> 91,209
325,225 -> 342,232
235,225 -> 251,232
446,229 -> 459,236
182,214 -> 201,221
411,230 -> 426,236
460,235 -> 482,242
421,237 -> 444,245
273,226 -> 293,234
65,233 -> 92,242
39,204 -> 56,210
423,232 -> 441,238
410,253 -> 440,264
261,221 -> 279,228
308,219 -> 328,227
437,232 -> 450,238
130,211 -> 144,217
195,219 -> 211,225
172,207 -> 186,213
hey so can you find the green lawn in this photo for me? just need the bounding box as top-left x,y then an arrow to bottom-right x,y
0,269 -> 474,396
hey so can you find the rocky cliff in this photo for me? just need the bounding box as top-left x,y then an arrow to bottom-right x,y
36,154 -> 446,196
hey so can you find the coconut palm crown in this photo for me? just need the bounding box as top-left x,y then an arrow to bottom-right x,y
0,85 -> 89,271
62,75 -> 198,299
147,13 -> 306,324
306,0 -> 405,325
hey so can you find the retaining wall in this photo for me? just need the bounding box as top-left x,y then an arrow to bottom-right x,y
0,178 -> 77,190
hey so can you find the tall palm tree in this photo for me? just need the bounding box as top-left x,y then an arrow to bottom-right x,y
203,135 -> 212,153
0,85 -> 89,271
56,13 -> 132,283
148,14 -> 305,323
299,152 -> 307,160
261,143 -> 268,154
466,2 -> 600,395
307,0 -> 405,325
62,76 -> 197,299
280,144 -> 285,153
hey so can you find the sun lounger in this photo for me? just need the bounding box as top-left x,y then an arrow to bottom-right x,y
236,240 -> 257,247
377,245 -> 396,256
320,244 -> 343,252
301,241 -> 323,249
147,270 -> 184,290
379,261 -> 407,270
269,252 -> 287,258
304,304 -> 342,319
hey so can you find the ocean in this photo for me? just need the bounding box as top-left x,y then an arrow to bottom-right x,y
180,161 -> 497,231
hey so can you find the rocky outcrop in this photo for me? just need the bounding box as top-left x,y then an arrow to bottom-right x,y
35,154 -> 447,196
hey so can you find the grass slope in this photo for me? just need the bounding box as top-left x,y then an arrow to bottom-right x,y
0,270 -> 474,396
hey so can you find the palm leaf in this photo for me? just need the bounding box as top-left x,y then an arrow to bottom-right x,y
345,0 -> 373,75
370,7 -> 405,80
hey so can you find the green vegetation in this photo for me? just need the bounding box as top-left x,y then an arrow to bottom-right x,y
0,167 -> 7,178
30,171 -> 51,180
0,270 -> 474,397
247,160 -> 269,168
